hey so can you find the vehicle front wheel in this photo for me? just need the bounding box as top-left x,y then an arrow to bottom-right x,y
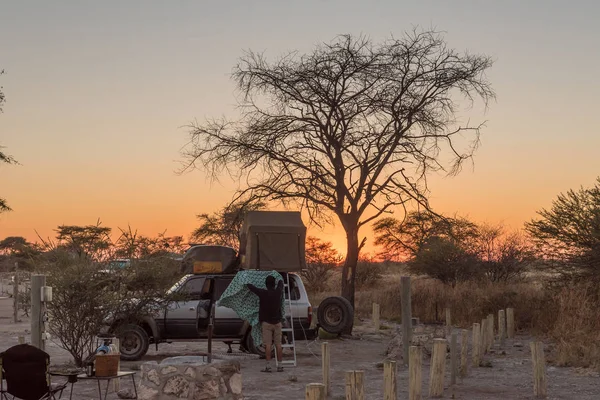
116,324 -> 149,361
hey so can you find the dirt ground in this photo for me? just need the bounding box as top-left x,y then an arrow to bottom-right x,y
1,296 -> 598,399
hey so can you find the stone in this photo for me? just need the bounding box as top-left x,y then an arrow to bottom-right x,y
185,367 -> 196,379
147,369 -> 161,386
137,385 -> 159,400
229,373 -> 242,395
194,379 -> 220,400
161,366 -> 178,375
161,356 -> 207,366
513,342 -> 524,348
117,389 -> 136,399
202,366 -> 220,377
163,376 -> 190,398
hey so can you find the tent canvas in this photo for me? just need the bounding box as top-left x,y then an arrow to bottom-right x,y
240,211 -> 307,271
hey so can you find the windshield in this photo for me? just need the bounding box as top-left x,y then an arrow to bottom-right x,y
166,274 -> 192,295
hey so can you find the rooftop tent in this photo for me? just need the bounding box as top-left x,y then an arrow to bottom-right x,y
240,211 -> 307,272
181,245 -> 239,274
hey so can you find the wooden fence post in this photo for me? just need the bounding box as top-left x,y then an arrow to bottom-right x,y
373,303 -> 380,330
506,308 -> 515,339
472,323 -> 481,367
498,309 -> 506,348
530,341 -> 548,398
384,360 -> 397,400
306,383 -> 326,400
445,307 -> 452,336
460,329 -> 468,377
31,275 -> 46,350
322,342 -> 330,395
409,346 -> 422,400
450,332 -> 458,385
487,314 -> 494,351
345,371 -> 355,400
13,263 -> 18,323
429,339 -> 447,398
113,338 -> 121,392
401,277 -> 412,366
480,318 -> 488,356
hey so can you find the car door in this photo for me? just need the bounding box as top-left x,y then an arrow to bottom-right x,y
165,276 -> 211,338
213,276 -> 244,337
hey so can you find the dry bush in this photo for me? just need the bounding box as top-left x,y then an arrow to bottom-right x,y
546,283 -> 600,369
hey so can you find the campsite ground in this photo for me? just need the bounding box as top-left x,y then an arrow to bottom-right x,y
0,297 -> 598,399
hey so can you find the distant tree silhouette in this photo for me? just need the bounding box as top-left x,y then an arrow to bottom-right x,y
526,177 -> 600,279
182,29 -> 495,310
190,199 -> 265,250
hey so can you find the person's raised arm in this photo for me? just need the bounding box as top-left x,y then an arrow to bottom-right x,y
246,284 -> 263,295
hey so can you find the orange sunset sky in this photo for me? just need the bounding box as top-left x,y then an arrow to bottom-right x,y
1,1 -> 599,254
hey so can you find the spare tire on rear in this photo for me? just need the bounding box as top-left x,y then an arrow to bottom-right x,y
317,296 -> 354,334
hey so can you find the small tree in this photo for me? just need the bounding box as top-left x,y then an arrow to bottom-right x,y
114,225 -> 186,259
54,220 -> 112,261
301,236 -> 342,292
191,199 -> 265,250
475,224 -> 533,283
526,178 -> 600,279
46,249 -> 181,366
408,236 -> 480,287
1,69 -> 17,213
182,30 -> 494,309
374,211 -> 479,260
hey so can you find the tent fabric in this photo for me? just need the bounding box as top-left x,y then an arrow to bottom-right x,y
240,211 -> 307,271
217,270 -> 286,346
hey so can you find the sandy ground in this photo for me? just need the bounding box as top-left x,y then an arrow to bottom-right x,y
1,296 -> 599,399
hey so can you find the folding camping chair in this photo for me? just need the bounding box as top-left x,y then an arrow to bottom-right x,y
0,344 -> 67,400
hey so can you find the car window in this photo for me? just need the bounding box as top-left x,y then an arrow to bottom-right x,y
285,276 -> 301,301
214,277 -> 233,298
180,277 -> 206,300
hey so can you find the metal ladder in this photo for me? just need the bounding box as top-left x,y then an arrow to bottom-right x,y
277,273 -> 297,367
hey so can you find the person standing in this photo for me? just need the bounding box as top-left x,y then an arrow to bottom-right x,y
247,275 -> 285,372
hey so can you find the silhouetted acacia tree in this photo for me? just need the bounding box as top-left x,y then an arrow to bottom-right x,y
182,30 -> 494,309
190,199 -> 265,250
526,178 -> 600,279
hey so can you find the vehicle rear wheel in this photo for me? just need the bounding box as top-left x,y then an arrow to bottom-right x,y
116,324 -> 149,361
317,296 -> 354,334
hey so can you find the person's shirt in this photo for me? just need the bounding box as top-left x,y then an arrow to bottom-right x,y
246,280 -> 284,324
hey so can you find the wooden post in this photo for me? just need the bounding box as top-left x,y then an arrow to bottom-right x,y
530,341 -> 548,398
480,318 -> 487,355
345,371 -> 365,400
384,360 -> 397,400
373,303 -> 380,330
207,323 -> 213,363
31,275 -> 46,350
409,346 -> 422,400
445,307 -> 451,337
112,338 -> 121,392
306,383 -> 326,400
13,263 -> 18,323
472,323 -> 481,367
322,342 -> 330,395
429,339 -> 447,398
18,335 -> 25,344
487,314 -> 494,351
450,332 -> 458,385
401,276 -> 412,366
498,309 -> 506,348
354,370 -> 365,400
506,308 -> 515,339
345,371 -> 355,400
460,329 -> 468,377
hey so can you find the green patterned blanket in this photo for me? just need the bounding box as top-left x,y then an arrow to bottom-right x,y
217,270 -> 286,346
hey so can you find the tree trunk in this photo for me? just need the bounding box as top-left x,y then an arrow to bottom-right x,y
341,227 -> 360,313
